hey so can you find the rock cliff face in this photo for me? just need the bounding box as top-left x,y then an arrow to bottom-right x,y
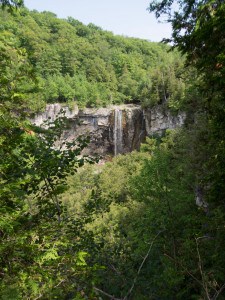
31,103 -> 185,156
31,104 -> 146,156
144,105 -> 186,136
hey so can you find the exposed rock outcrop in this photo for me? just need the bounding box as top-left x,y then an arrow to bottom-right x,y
31,103 -> 185,156
31,104 -> 146,156
144,105 -> 186,136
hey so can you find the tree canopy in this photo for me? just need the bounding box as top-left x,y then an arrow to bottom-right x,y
0,6 -> 190,109
0,1 -> 224,299
149,0 -> 225,213
0,0 -> 23,9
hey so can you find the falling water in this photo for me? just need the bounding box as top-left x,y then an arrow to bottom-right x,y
114,108 -> 123,155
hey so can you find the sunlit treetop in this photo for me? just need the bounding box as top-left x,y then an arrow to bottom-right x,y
0,0 -> 24,10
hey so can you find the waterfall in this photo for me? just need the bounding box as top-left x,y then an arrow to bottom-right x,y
114,108 -> 123,155
138,110 -> 146,142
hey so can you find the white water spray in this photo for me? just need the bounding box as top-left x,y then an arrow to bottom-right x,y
114,108 -> 123,155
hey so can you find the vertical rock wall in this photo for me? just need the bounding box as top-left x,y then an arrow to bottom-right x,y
31,103 -> 79,126
144,105 -> 186,136
31,104 -> 146,156
31,103 -> 185,156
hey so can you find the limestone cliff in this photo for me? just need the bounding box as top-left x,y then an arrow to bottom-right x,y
31,103 -> 185,156
144,105 -> 186,136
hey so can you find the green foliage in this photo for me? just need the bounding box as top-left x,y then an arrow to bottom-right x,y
148,0 -> 225,203
62,130 -> 225,299
147,3 -> 225,298
0,7 -> 189,109
0,108 -> 99,299
1,1 -> 224,299
0,0 -> 23,10
0,30 -> 43,114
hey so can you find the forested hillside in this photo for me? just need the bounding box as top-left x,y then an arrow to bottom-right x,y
0,6 -> 187,109
0,1 -> 225,299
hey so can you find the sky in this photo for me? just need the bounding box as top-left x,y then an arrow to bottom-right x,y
24,0 -> 172,42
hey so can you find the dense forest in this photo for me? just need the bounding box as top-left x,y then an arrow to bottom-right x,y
0,4 -> 188,110
0,0 -> 225,300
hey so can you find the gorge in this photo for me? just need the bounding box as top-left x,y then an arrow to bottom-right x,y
31,103 -> 185,156
2,2 -> 225,298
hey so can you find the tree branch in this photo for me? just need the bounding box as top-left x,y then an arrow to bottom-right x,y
93,287 -> 122,300
123,230 -> 165,300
